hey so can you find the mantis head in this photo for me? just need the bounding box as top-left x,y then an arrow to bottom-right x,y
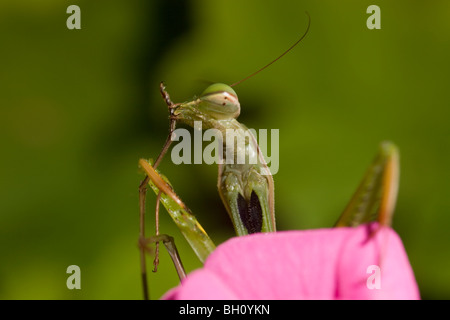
196,83 -> 241,120
173,83 -> 240,122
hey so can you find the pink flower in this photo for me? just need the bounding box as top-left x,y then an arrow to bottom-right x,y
163,223 -> 420,300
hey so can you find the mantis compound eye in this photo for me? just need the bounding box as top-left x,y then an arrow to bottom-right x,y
197,83 -> 240,120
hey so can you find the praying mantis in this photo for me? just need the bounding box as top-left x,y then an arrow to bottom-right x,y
137,13 -> 400,299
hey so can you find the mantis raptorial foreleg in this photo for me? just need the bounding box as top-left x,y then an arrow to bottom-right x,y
139,81 -> 219,293
138,83 -> 181,299
139,159 -> 216,262
139,234 -> 186,280
138,157 -> 216,295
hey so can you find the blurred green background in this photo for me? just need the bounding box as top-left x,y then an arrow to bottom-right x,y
0,0 -> 449,299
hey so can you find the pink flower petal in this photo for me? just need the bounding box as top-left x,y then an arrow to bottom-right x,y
163,223 -> 419,300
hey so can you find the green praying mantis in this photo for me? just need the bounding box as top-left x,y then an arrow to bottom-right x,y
137,13 -> 400,300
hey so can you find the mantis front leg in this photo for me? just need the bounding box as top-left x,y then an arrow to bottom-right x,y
139,233 -> 186,281
139,158 -> 216,264
138,83 -> 182,299
138,163 -> 185,300
138,158 -> 216,299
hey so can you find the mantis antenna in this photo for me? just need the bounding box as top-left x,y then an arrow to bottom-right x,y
230,11 -> 311,87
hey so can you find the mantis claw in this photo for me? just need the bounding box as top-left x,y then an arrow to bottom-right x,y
140,234 -> 187,280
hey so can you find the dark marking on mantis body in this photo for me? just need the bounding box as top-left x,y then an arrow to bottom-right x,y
237,192 -> 263,234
